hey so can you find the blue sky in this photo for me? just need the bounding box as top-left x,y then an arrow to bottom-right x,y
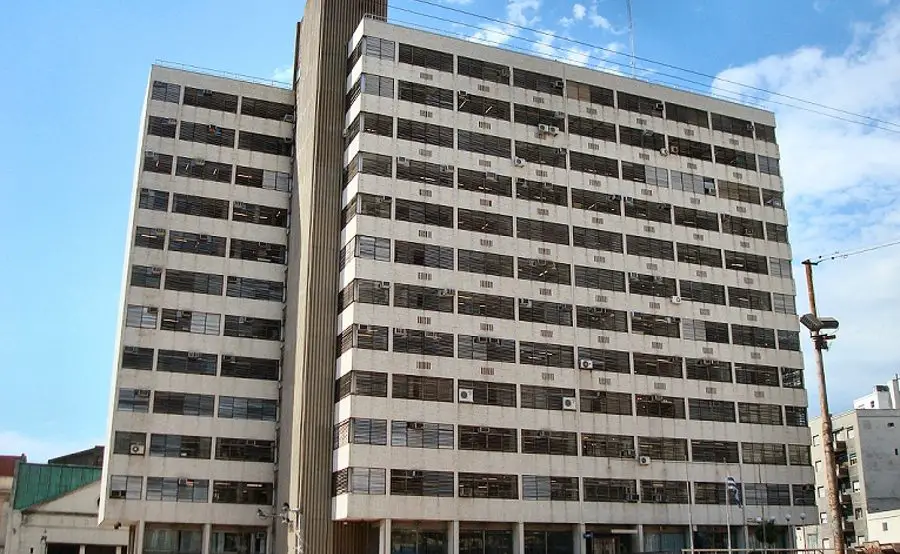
1,0 -> 899,461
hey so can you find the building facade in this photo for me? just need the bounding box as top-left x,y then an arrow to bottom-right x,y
100,2 -> 813,553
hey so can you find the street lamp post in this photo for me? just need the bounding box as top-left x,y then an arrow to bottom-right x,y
801,259 -> 844,554
257,503 -> 304,554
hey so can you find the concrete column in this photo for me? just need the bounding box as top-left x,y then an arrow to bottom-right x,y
379,519 -> 392,554
574,523 -> 587,554
513,523 -> 525,554
202,523 -> 212,554
267,525 -> 274,554
448,520 -> 460,554
636,524 -> 645,554
135,521 -> 146,554
115,547 -> 122,554
79,545 -> 86,554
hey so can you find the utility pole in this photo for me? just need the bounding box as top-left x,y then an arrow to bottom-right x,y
802,259 -> 843,554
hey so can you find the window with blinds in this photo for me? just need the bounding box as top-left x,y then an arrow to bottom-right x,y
457,208 -> 514,236
457,380 -> 517,407
628,273 -> 677,298
640,480 -> 689,504
744,483 -> 791,506
569,151 -> 619,177
688,398 -> 736,422
342,193 -> 392,226
393,284 -> 455,313
742,442 -> 787,465
579,390 -> 632,415
681,319 -> 730,343
391,421 -> 455,449
518,299 -> 573,326
332,468 -> 386,495
572,227 -> 624,253
581,434 -> 635,458
392,329 -> 455,357
394,240 -> 454,269
678,243 -> 723,268
457,291 -> 516,319
785,406 -> 808,427
521,430 -> 578,456
333,418 -> 388,448
338,279 -> 390,311
567,81 -> 614,105
156,350 -> 217,376
731,325 -> 777,349
515,141 -> 567,168
457,130 -> 511,157
788,445 -> 811,465
399,43 -> 453,72
782,367 -> 804,389
694,482 -> 727,505
626,235 -> 675,260
390,469 -> 455,497
622,162 -> 668,186
458,473 -> 518,499
216,396 -> 277,421
583,478 -> 638,502
457,168 -> 513,196
518,258 -> 571,285
577,347 -> 631,374
574,266 -> 626,292
334,371 -> 389,400
522,476 -> 579,501
457,335 -> 517,363
619,126 -> 666,150
515,178 -> 569,206
521,385 -> 576,411
737,402 -> 784,425
631,312 -> 681,338
668,137 -> 712,161
715,145 -> 757,171
691,440 -> 739,463
679,281 -> 726,305
571,189 -> 622,214
153,391 -> 215,417
392,374 -> 455,402
457,56 -> 509,83
457,250 -> 515,277
398,81 -> 454,109
458,426 -> 517,453
674,206 -> 719,231
396,119 -> 454,148
735,363 -> 780,386
514,103 -> 566,129
457,91 -> 511,120
685,358 -> 732,383
671,171 -> 716,195
568,115 -> 616,141
633,353 -> 683,378
519,341 -> 575,368
666,103 -> 709,127
576,306 -> 628,332
635,394 -> 686,419
396,158 -> 454,188
637,437 -> 688,461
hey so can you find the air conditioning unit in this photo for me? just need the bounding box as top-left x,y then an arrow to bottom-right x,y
458,388 -> 474,403
458,91 -> 468,99
651,394 -> 663,402
440,164 -> 455,173
653,102 -> 664,112
135,389 -> 151,398
620,449 -> 636,458
177,478 -> 191,486
284,114 -> 296,123
409,421 -> 425,430
477,426 -> 491,434
628,272 -> 640,279
488,338 -> 502,345
670,295 -> 683,304
439,288 -> 455,297
124,346 -> 140,354
394,329 -> 408,337
130,443 -> 146,455
397,157 -> 410,167
424,331 -> 439,339
150,266 -> 163,275
165,118 -> 177,125
548,125 -> 560,135
188,351 -> 201,359
484,172 -> 497,182
579,359 -> 594,370
475,336 -> 489,345
145,151 -> 158,161
282,136 -> 294,145
357,324 -> 371,332
234,201 -> 247,209
553,80 -> 565,90
669,145 -> 680,154
699,359 -> 715,366
199,234 -> 211,241
514,157 -> 526,167
659,147 -> 669,156
224,355 -> 236,363
378,281 -> 390,289
639,456 -> 652,466
538,123 -> 551,133
519,299 -> 533,308
562,396 -> 577,411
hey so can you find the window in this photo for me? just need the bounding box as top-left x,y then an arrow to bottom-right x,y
340,235 -> 390,269
122,346 -> 154,370
217,396 -> 278,421
724,250 -> 768,274
149,434 -> 211,459
677,243 -> 723,268
358,35 -> 395,63
394,199 -> 453,228
688,398 -> 735,422
183,86 -> 237,112
671,171 -> 716,195
691,440 -> 739,463
232,201 -> 287,227
737,402 -> 784,425
153,391 -> 215,417
756,123 -> 777,143
227,276 -> 284,302
515,141 -> 567,168
572,227 -> 624,253
640,480 -> 690,504
721,215 -> 765,239
518,258 -> 571,285
156,350 -> 217,376
399,43 -> 453,72
135,226 -> 166,250
636,394 -> 685,419
568,116 -> 616,142
392,374 -> 455,401
160,309 -> 221,335
669,137 -> 712,161
731,324 -> 777,348
345,151 -> 392,183
392,329 -> 455,357
396,118 -> 454,148
773,293 -> 796,314
131,265 -> 162,289
151,80 -> 180,103
743,483 -> 790,506
685,358 -> 732,383
569,151 -> 619,177
694,482 -> 726,504
391,421 -> 454,449
522,475 -> 579,501
359,73 -> 394,101
113,431 -> 147,455
519,341 -> 575,368
619,126 -> 666,150
125,305 -> 158,329
638,437 -> 688,461
788,445 -> 811,465
626,235 -> 675,260
715,146 -> 757,171
169,230 -> 227,257
221,355 -> 279,381
632,313 -> 681,339
235,166 -> 291,191
179,121 -> 235,147
457,250 -> 515,277
396,158 -> 454,188
394,240 -> 454,269
666,103 -> 709,127
457,56 -> 509,83
521,385 -> 577,411
583,478 -> 638,502
679,281 -> 726,305
580,389 -> 633,415
517,218 -> 570,245
515,105 -> 566,132
785,406 -> 808,427
458,425 -> 517,453
147,115 -> 177,138
778,329 -> 801,351
175,157 -> 232,183
742,442 -> 787,465
735,363 -> 780,387
334,371 -> 389,400
633,353 -> 683,378
457,168 -> 512,196
624,198 -> 671,223
457,130 -> 511,157
240,97 -> 294,121
766,222 -> 789,243
457,380 -> 518,407
577,347 -> 631,374
567,80 -> 614,105
117,388 -> 150,413
518,300 -> 573,326
457,91 -> 514,123
581,434 -> 635,458
576,306 -> 628,332
457,291 -> 516,320
628,273 -> 677,298
336,324 -> 389,355
617,91 -> 662,115
574,266 -> 626,292
758,155 -> 780,176
793,484 -> 815,506
172,193 -> 229,219
230,238 -> 285,264
513,68 -> 564,95
139,188 -> 169,211
333,418 -> 388,448
515,178 -> 568,206
143,151 -> 173,174
674,206 -> 719,231
571,188 -> 621,215
222,315 -> 282,341
781,367 -> 804,389
457,208 -> 514,236
338,279 -> 389,311
521,429 -> 578,455
457,335 -> 517,363
769,258 -> 792,279
215,438 -> 274,462
212,481 -> 273,505
109,475 -> 142,499
711,113 -> 754,137
164,269 -> 223,296
718,180 -> 761,204
390,469 -> 454,497
332,468 -> 387,495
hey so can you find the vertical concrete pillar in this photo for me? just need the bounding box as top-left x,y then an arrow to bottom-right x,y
135,521 -> 146,554
202,523 -> 212,554
79,545 -> 86,554
637,524 -> 645,554
513,523 -> 525,554
267,525 -> 274,554
574,523 -> 587,554
449,520 -> 460,554
379,519 -> 392,554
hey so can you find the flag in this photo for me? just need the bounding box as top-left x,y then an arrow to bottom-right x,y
726,476 -> 742,507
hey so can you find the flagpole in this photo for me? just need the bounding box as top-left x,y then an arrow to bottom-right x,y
726,473 -> 733,554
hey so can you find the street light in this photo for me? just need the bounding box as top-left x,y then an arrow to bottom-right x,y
257,504 -> 304,554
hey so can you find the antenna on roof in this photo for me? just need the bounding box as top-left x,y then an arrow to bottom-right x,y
625,0 -> 636,77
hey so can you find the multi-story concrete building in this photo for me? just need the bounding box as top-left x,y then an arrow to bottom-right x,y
802,377 -> 900,549
100,1 -> 813,553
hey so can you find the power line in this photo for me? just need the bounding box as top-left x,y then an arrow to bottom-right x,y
387,10 -> 900,135
809,239 -> 900,265
402,0 -> 900,132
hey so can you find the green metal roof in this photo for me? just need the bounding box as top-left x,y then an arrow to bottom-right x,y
12,462 -> 101,510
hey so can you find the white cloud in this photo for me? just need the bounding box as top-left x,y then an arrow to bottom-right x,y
0,430 -> 103,464
272,66 -> 293,84
469,0 -> 541,46
711,7 -> 900,412
559,16 -> 574,28
573,3 -> 587,20
532,30 -> 557,58
587,1 -> 626,33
